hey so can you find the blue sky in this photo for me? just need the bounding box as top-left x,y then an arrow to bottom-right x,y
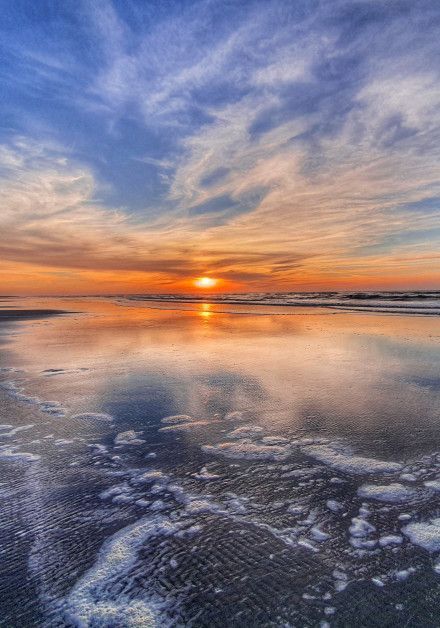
1,0 -> 440,293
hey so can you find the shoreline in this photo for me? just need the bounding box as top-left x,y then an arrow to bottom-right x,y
0,309 -> 72,321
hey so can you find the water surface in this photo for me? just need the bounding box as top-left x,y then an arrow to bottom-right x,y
1,296 -> 440,626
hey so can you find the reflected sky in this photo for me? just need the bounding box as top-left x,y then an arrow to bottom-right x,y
2,297 -> 440,625
2,297 -> 440,460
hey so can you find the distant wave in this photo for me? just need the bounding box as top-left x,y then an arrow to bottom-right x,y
112,291 -> 440,315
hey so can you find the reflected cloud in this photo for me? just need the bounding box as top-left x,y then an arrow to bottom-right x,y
8,297 -> 440,458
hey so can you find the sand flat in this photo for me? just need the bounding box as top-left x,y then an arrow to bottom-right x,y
0,296 -> 439,626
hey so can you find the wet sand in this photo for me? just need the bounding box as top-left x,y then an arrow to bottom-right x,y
0,309 -> 71,320
0,297 -> 440,626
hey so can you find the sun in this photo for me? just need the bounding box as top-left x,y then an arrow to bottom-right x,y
194,276 -> 217,289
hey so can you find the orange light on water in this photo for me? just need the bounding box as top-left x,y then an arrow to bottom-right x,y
199,303 -> 212,318
194,276 -> 217,288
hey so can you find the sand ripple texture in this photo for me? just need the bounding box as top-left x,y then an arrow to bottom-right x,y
2,378 -> 440,626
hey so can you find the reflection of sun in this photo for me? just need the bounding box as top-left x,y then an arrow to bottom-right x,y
199,303 -> 212,318
194,276 -> 217,288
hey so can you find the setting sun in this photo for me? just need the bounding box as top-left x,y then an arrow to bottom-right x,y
194,276 -> 217,288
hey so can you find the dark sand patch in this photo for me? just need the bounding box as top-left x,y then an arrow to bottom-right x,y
0,309 -> 73,321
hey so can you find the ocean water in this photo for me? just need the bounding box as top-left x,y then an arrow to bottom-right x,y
118,290 -> 440,315
0,295 -> 440,626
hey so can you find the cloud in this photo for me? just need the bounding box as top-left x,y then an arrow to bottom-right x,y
1,0 -> 440,292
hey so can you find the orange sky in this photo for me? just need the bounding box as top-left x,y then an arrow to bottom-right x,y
2,259 -> 439,296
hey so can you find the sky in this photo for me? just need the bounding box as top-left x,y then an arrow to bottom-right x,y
1,0 -> 440,295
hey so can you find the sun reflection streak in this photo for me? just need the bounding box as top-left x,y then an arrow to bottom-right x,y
198,303 -> 213,318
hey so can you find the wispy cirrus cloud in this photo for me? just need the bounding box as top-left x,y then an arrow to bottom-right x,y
0,0 -> 440,293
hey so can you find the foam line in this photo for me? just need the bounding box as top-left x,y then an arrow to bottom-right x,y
64,515 -> 189,626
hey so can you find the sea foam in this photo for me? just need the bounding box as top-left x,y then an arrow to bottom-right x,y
114,431 -> 145,445
357,483 -> 421,503
0,424 -> 34,438
202,440 -> 291,461
64,515 -> 189,627
160,415 -> 193,425
0,448 -> 40,462
226,425 -> 264,439
301,444 -> 402,475
403,518 -> 440,553
71,412 -> 114,422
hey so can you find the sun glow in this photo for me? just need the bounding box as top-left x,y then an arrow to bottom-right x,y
198,303 -> 213,318
194,276 -> 217,288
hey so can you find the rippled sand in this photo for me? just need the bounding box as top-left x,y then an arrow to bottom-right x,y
0,295 -> 440,626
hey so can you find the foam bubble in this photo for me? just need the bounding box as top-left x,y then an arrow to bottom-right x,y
184,499 -> 214,515
287,504 -> 306,515
324,607 -> 336,616
99,484 -> 132,500
114,431 -> 145,445
0,424 -> 34,438
395,568 -> 415,581
226,425 -> 264,439
302,444 -> 402,475
161,415 -> 192,425
298,538 -> 319,553
424,479 -> 440,491
202,440 -> 291,461
159,420 -> 209,432
371,577 -> 385,587
261,436 -> 290,445
1,380 -> 19,391
54,439 -> 75,446
135,499 -> 151,508
378,535 -> 403,547
192,466 -> 221,480
332,570 -> 348,592
72,412 -> 114,422
398,513 -> 412,521
349,517 -> 376,538
400,473 -> 417,482
224,411 -> 247,421
282,468 -> 318,479
310,526 -> 330,542
326,499 -> 344,513
150,483 -> 166,495
176,524 -> 203,537
403,518 -> 440,552
135,471 -> 169,484
39,400 -> 66,416
89,443 -> 109,454
350,538 -> 377,550
330,477 -> 346,484
357,483 -> 420,503
1,380 -> 67,416
0,449 -> 40,462
149,500 -> 166,511
113,494 -> 134,505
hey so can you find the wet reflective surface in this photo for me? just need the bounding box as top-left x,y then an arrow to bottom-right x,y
1,297 -> 440,626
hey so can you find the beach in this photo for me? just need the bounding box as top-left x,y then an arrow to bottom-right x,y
1,295 -> 440,626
